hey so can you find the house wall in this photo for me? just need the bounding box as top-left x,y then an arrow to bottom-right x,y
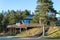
23,20 -> 30,24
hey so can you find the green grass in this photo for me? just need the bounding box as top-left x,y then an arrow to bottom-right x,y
39,27 -> 60,39
40,36 -> 60,39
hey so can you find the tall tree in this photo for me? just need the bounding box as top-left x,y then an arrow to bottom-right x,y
8,10 -> 16,25
35,0 -> 57,36
15,10 -> 22,22
2,15 -> 9,32
0,13 -> 4,32
35,0 -> 57,24
22,10 -> 30,18
31,14 -> 39,23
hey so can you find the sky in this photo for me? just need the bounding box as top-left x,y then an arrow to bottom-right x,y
0,0 -> 60,13
0,0 -> 37,12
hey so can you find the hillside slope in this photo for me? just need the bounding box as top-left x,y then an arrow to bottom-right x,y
47,27 -> 60,38
16,27 -> 42,37
40,27 -> 60,38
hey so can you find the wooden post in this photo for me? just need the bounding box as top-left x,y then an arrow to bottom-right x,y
42,24 -> 44,36
12,28 -> 14,33
10,28 -> 12,35
25,27 -> 27,32
15,28 -> 16,33
13,28 -> 15,33
20,28 -> 21,33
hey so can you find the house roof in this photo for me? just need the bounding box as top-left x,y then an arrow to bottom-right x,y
23,15 -> 33,20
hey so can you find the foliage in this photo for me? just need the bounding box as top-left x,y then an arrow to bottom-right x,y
15,10 -> 22,22
33,0 -> 57,25
8,10 -> 16,25
31,14 -> 39,23
0,10 -> 30,32
0,13 -> 4,32
21,10 -> 30,18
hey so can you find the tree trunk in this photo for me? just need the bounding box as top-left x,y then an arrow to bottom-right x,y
43,25 -> 44,36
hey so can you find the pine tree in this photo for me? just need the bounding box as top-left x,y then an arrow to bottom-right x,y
8,10 -> 16,25
35,0 -> 57,36
0,13 -> 4,32
35,0 -> 57,24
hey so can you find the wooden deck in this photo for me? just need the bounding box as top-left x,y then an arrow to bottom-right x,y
7,24 -> 44,28
7,24 -> 48,35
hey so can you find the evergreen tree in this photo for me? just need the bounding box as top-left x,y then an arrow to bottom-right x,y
34,0 -> 57,36
15,10 -> 22,22
0,13 -> 4,32
2,15 -> 9,32
31,14 -> 39,23
8,10 -> 16,25
22,10 -> 30,18
35,0 -> 57,24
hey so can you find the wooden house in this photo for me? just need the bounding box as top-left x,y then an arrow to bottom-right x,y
7,15 -> 35,33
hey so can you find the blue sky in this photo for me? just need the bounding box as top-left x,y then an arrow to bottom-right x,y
0,0 -> 60,13
0,0 -> 37,12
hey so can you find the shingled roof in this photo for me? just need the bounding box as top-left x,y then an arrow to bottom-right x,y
23,15 -> 33,20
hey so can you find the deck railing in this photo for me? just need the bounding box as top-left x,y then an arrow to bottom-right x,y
7,24 -> 46,28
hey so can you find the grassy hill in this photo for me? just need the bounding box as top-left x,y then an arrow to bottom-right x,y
40,26 -> 60,39
16,26 -> 60,38
16,27 -> 42,37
